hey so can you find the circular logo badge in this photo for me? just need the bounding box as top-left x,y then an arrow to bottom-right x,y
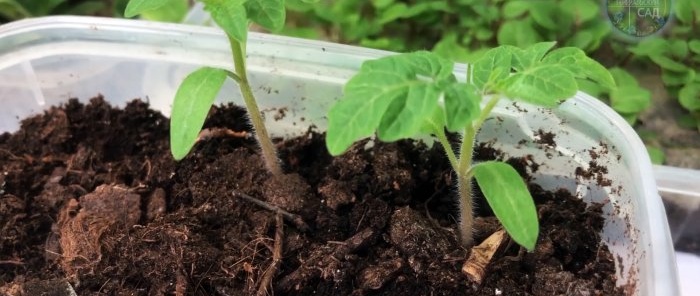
606,0 -> 672,38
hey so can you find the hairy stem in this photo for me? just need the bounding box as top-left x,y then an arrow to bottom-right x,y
456,95 -> 501,247
458,174 -> 474,247
229,36 -> 282,176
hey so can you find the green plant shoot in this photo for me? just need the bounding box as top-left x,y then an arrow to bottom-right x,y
125,0 -> 286,176
326,42 -> 615,250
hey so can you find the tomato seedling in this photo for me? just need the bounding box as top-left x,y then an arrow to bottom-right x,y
326,42 -> 615,250
125,0 -> 287,175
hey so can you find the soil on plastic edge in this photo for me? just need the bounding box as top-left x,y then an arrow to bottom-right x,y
0,96 -> 627,295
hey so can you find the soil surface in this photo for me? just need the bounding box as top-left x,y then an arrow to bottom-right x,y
0,97 -> 624,295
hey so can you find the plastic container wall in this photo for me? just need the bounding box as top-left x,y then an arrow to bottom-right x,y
0,16 -> 679,295
654,165 -> 700,244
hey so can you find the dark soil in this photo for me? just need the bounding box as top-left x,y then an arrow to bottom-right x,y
0,97 -> 624,295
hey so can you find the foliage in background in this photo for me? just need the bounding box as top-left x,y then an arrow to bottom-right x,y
0,0 -> 111,22
623,0 -> 700,131
282,0 -> 651,127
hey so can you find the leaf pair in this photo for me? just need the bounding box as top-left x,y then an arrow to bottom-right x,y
325,51 -> 480,156
471,42 -> 615,107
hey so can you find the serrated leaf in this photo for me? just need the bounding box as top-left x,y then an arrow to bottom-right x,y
326,52 -> 456,155
499,65 -> 577,107
610,85 -> 651,113
472,161 -> 539,251
541,47 -> 615,89
649,54 -> 688,72
444,83 -> 480,131
513,41 -> 556,71
170,67 -> 227,160
378,84 -> 441,141
245,0 -> 286,32
472,46 -> 513,90
679,83 -> 700,111
124,0 -> 173,17
203,0 -> 248,43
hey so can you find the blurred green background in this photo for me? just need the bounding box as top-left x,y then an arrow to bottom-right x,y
3,0 -> 700,167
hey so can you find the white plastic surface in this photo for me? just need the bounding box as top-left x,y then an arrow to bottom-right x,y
0,16 -> 679,295
677,252 -> 700,296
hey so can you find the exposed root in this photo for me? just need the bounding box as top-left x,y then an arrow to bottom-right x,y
256,213 -> 283,296
233,191 -> 310,232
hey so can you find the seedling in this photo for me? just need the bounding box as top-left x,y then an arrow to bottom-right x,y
124,0 -> 288,175
326,43 -> 615,250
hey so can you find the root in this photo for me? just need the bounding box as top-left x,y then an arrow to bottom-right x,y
257,213 -> 283,296
233,191 -> 309,232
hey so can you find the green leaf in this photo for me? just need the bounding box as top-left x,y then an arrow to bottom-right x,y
472,161 -> 539,251
124,0 -> 173,17
170,67 -> 227,160
661,69 -> 696,86
610,67 -> 638,87
674,0 -> 699,24
679,83 -> 700,111
498,20 -> 540,48
628,38 -> 668,57
649,54 -> 688,72
502,0 -> 529,19
576,78 -> 605,98
669,40 -> 689,59
326,52 -> 457,155
0,0 -> 32,20
512,41 -> 557,71
561,0 -> 599,23
499,65 -> 578,107
245,0 -> 286,31
529,3 -> 557,30
203,0 -> 248,43
139,0 -> 187,22
688,40 -> 700,54
377,2 -> 408,24
378,84 -> 441,141
542,47 -> 615,89
609,86 -> 651,114
472,46 -> 513,90
444,83 -> 481,131
432,33 -> 471,63
646,145 -> 665,165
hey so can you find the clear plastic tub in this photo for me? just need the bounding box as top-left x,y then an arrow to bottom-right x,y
0,16 -> 679,295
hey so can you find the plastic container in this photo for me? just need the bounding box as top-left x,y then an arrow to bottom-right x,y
655,165 -> 700,244
0,16 -> 678,295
